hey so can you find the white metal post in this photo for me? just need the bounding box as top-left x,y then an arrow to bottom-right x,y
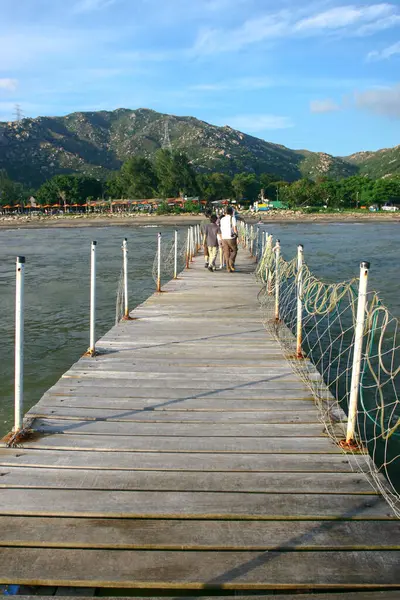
122,238 -> 129,319
14,256 -> 25,432
157,232 -> 162,292
296,244 -> 304,358
274,239 -> 281,321
174,229 -> 178,279
345,261 -> 370,445
256,227 -> 260,260
88,241 -> 97,356
264,231 -> 269,285
250,225 -> 254,256
186,228 -> 190,268
267,234 -> 274,295
190,227 -> 194,261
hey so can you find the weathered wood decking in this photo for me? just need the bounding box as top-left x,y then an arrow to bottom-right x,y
0,250 -> 399,594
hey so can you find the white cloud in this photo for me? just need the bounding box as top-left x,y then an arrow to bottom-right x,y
0,30 -> 90,71
310,98 -> 340,113
191,77 -> 275,92
357,13 -> 400,35
193,12 -> 290,54
225,114 -> 294,132
73,0 -> 117,13
192,3 -> 400,55
367,40 -> 400,61
0,78 -> 18,92
355,84 -> 400,118
295,4 -> 394,32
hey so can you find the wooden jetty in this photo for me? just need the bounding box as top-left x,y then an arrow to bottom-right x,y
0,250 -> 399,596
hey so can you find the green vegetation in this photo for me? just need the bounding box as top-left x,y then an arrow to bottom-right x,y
2,155 -> 400,211
2,108 -> 398,193
0,170 -> 32,205
279,175 -> 400,209
346,146 -> 400,179
35,174 -> 102,206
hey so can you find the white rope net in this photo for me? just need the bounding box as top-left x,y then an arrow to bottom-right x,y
250,227 -> 400,518
151,233 -> 188,285
115,230 -> 192,324
115,268 -> 124,325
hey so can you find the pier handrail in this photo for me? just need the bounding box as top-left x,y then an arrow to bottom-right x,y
10,219 -> 399,520
247,223 -> 400,518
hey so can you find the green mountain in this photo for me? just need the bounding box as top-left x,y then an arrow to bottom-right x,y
345,145 -> 400,179
0,107 -> 394,187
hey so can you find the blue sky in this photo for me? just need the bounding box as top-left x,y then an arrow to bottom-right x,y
0,0 -> 399,156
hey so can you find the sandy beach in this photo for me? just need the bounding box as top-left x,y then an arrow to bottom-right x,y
0,210 -> 399,229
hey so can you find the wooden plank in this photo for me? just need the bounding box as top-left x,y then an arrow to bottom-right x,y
32,418 -> 328,437
76,361 -> 319,372
0,489 -> 392,519
0,449 -> 360,472
36,390 -> 315,410
26,406 -> 322,423
0,516 -> 398,550
64,368 -> 302,379
0,252 -> 395,592
0,548 -> 399,588
0,467 -> 376,493
93,347 -> 285,357
45,384 -> 313,401
76,358 -> 296,366
62,376 -> 306,388
18,433 -> 342,454
34,396 -> 316,410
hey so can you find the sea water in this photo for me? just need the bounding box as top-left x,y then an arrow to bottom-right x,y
0,222 -> 398,436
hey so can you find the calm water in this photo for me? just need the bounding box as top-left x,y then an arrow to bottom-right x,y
0,222 -> 399,436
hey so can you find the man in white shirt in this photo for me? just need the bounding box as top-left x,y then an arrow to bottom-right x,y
220,206 -> 238,272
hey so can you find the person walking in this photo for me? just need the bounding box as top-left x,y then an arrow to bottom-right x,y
200,210 -> 212,268
220,206 -> 238,272
204,215 -> 221,271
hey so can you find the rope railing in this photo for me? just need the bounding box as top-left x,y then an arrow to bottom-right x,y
250,225 -> 400,518
9,224 -> 201,443
11,218 -> 399,521
116,225 -> 200,324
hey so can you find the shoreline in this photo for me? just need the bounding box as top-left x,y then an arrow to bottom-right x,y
0,211 -> 399,229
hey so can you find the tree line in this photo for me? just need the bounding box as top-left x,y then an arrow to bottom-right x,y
1,151 -> 400,209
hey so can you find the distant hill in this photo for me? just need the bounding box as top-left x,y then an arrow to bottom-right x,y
345,145 -> 400,179
0,107 -> 396,187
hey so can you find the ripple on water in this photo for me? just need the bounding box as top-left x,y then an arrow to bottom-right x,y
0,222 -> 399,435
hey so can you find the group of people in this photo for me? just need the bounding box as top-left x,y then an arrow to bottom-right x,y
201,207 -> 238,273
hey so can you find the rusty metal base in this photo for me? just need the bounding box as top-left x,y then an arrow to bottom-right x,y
83,349 -> 99,358
339,438 -> 364,452
286,352 -> 306,360
2,427 -> 39,448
